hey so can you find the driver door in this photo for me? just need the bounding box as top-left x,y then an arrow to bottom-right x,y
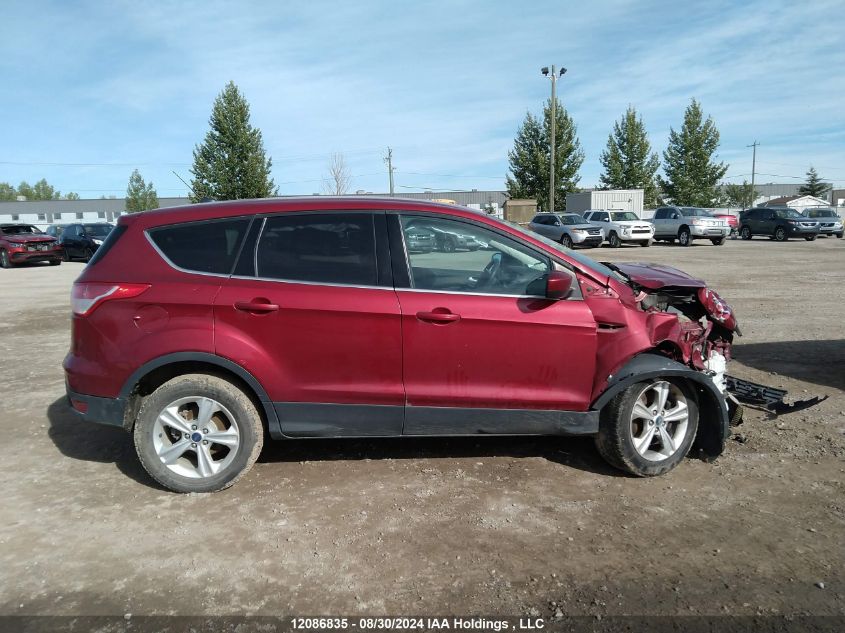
391,214 -> 597,434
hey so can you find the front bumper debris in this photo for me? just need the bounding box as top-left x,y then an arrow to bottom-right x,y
726,375 -> 827,415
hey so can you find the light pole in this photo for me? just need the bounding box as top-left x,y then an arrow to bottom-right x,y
541,65 -> 567,212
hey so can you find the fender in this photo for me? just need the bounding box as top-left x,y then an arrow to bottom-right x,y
119,352 -> 283,438
591,353 -> 729,459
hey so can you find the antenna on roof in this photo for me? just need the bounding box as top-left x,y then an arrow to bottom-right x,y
171,171 -> 205,200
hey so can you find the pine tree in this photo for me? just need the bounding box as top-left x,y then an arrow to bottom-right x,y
190,81 -> 276,201
599,107 -> 660,207
798,167 -> 831,198
658,99 -> 728,206
506,99 -> 584,212
125,169 -> 160,212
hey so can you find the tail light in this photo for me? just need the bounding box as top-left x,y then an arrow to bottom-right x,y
71,282 -> 150,316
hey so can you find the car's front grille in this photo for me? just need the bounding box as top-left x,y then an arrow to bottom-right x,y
26,244 -> 53,252
586,228 -> 602,235
821,222 -> 835,228
800,222 -> 818,229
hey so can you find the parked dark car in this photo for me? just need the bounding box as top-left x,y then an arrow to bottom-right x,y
59,223 -> 115,261
44,224 -> 66,239
802,208 -> 843,238
0,223 -> 62,267
739,208 -> 820,241
65,198 -> 742,493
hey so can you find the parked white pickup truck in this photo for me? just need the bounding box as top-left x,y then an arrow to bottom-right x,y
582,210 -> 654,247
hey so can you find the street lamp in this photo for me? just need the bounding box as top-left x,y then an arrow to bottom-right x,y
541,65 -> 567,212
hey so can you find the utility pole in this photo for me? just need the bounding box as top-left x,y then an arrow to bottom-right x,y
384,147 -> 395,196
747,141 -> 759,208
541,65 -> 567,212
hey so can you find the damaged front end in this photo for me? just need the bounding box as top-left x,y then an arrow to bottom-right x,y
611,263 -> 824,423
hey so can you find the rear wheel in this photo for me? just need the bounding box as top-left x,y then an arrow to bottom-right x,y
133,374 -> 264,493
0,250 -> 11,268
608,232 -> 621,248
595,379 -> 699,477
678,227 -> 691,246
711,236 -> 726,246
774,226 -> 787,242
740,226 -> 752,240
561,234 -> 573,249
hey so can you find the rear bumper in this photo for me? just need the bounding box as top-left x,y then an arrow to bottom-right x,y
66,382 -> 127,429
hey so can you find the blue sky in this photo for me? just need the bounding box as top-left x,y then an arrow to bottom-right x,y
2,0 -> 843,199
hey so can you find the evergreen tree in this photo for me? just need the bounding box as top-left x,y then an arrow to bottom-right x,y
658,99 -> 728,206
599,106 -> 660,207
125,169 -> 160,212
506,99 -> 584,212
190,81 -> 276,201
798,167 -> 831,198
0,182 -> 17,201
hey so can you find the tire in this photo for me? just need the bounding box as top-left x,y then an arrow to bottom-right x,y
62,248 -> 71,262
49,260 -> 61,266
678,227 -> 691,247
837,233 -> 843,239
595,378 -> 699,477
711,237 -> 726,246
608,232 -> 621,248
740,226 -> 752,240
804,235 -> 817,241
639,240 -> 650,247
83,247 -> 94,261
774,226 -> 787,242
0,250 -> 10,269
561,234 -> 573,249
133,374 -> 264,493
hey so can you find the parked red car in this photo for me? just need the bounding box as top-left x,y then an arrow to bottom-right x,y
65,198 -> 740,492
0,223 -> 63,268
711,212 -> 739,235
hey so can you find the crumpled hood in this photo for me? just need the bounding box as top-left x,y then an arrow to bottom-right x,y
611,262 -> 706,290
4,235 -> 56,244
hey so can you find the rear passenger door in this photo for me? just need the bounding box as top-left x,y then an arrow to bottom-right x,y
214,211 -> 404,437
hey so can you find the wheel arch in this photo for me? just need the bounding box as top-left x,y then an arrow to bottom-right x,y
591,353 -> 729,460
118,352 -> 282,438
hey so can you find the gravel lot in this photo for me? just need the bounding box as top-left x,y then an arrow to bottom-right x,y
0,235 -> 843,622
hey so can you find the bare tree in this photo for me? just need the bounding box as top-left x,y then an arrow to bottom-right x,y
322,153 -> 352,195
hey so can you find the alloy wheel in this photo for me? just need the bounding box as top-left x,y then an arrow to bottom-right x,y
629,381 -> 689,462
152,396 -> 241,478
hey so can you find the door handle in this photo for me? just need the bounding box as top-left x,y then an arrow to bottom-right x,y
234,300 -> 279,313
416,310 -> 460,323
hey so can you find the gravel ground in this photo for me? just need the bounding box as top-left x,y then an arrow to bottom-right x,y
0,235 -> 843,623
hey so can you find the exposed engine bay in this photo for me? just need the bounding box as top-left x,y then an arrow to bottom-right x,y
610,262 -> 826,420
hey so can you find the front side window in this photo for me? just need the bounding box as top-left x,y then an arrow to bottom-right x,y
256,213 -> 377,286
149,218 -> 250,274
400,216 -> 550,297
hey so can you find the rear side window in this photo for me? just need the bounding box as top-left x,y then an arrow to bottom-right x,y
255,213 -> 377,286
149,218 -> 250,274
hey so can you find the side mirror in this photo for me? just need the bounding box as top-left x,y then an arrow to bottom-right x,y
546,271 -> 572,299
553,220 -> 561,226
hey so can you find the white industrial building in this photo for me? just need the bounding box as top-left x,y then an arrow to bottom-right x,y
564,189 -> 644,216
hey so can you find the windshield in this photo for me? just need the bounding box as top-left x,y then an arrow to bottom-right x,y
1,225 -> 42,235
506,220 -> 620,281
83,224 -> 114,237
681,208 -> 713,217
559,214 -> 586,225
610,212 -> 639,221
806,209 -> 837,218
774,208 -> 804,219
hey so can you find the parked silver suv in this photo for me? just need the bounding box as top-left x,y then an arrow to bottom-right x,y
528,213 -> 604,248
802,207 -> 843,238
651,206 -> 730,246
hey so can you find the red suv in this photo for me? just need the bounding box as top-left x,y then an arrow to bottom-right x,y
0,223 -> 63,267
65,198 -> 739,492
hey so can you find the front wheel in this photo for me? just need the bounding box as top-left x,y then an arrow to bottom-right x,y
774,227 -> 787,242
804,235 -> 817,241
740,226 -> 752,240
678,228 -> 691,246
639,240 -> 651,247
49,260 -> 61,266
133,374 -> 264,493
608,232 -> 621,248
836,232 -> 843,239
711,237 -> 726,246
561,234 -> 573,249
595,379 -> 699,477
0,250 -> 10,269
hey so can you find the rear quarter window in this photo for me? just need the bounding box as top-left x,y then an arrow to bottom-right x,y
148,218 -> 251,274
